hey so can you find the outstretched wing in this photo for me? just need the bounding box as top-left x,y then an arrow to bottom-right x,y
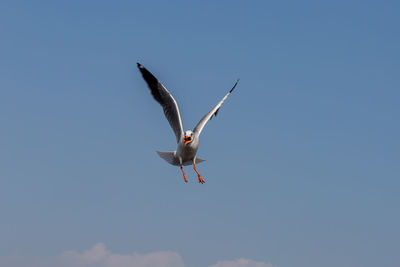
137,63 -> 184,143
193,80 -> 239,136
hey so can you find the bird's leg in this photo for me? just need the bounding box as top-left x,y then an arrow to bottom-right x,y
180,165 -> 188,183
193,160 -> 205,184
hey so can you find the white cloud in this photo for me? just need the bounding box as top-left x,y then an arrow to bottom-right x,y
0,243 -> 274,267
0,243 -> 184,267
209,258 -> 276,267
57,243 -> 184,267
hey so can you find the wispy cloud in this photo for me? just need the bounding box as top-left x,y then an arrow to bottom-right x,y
0,243 -> 274,267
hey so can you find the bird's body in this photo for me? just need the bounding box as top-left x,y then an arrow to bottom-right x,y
156,134 -> 201,166
176,131 -> 199,164
137,63 -> 238,183
177,142 -> 198,165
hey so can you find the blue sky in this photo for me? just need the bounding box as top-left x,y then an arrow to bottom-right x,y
0,1 -> 399,267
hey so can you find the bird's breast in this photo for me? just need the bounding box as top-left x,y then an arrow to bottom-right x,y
177,142 -> 198,162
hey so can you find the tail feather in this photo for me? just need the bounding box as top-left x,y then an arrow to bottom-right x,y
182,157 -> 206,166
195,157 -> 206,164
156,151 -> 206,166
156,151 -> 178,166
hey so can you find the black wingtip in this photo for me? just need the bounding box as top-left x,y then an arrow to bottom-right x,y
229,79 -> 240,93
137,62 -> 143,69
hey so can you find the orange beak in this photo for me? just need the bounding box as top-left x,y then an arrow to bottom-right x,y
184,135 -> 192,146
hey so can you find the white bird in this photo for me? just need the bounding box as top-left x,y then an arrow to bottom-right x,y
137,63 -> 239,183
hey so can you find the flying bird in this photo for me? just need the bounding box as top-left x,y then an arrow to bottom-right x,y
137,63 -> 239,183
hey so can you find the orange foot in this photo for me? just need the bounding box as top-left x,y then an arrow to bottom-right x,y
198,176 -> 205,184
180,166 -> 188,183
193,161 -> 205,184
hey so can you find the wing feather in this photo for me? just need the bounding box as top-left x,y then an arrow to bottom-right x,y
137,63 -> 184,143
193,80 -> 239,136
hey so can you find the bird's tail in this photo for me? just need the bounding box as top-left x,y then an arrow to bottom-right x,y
194,157 -> 206,164
156,151 -> 206,166
183,157 -> 206,166
156,151 -> 178,166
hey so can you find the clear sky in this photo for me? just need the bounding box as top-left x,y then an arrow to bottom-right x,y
0,1 -> 399,267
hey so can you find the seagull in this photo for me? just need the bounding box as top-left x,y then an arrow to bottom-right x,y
137,63 -> 239,183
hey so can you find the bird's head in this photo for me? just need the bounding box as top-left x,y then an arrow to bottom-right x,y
183,130 -> 194,146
